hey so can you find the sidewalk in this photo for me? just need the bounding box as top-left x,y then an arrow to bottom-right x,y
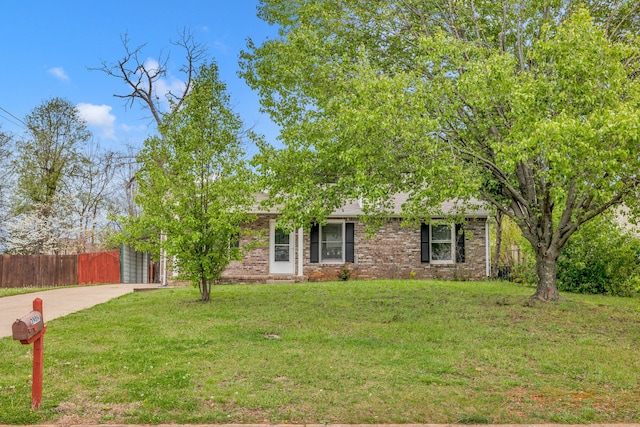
0,283 -> 160,339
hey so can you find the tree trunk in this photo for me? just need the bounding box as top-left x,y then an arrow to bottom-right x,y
199,277 -> 211,302
533,250 -> 560,301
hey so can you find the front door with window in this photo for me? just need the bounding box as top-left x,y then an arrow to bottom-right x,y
269,220 -> 295,274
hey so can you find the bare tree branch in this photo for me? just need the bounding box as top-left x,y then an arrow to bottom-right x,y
90,29 -> 207,130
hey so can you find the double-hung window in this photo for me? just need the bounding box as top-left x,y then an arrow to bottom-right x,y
431,224 -> 453,263
321,223 -> 343,262
310,222 -> 355,263
421,223 -> 465,264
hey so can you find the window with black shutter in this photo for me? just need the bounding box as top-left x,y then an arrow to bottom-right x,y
420,223 -> 430,263
455,224 -> 465,263
421,222 -> 462,264
345,222 -> 355,263
310,224 -> 319,263
310,221 -> 354,263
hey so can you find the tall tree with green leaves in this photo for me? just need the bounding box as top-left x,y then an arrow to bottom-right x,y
241,1 -> 640,301
119,62 -> 257,301
7,98 -> 92,253
14,97 -> 91,217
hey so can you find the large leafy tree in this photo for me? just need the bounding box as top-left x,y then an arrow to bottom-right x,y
14,97 -> 91,217
119,62 -> 257,301
241,1 -> 640,301
7,98 -> 92,253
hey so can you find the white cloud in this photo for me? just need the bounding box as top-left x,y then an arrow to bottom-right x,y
120,123 -> 148,133
144,58 -> 162,74
211,40 -> 229,54
143,58 -> 187,109
76,103 -> 116,140
156,76 -> 187,102
48,67 -> 69,81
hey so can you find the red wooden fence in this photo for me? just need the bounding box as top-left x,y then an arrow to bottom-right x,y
77,250 -> 120,284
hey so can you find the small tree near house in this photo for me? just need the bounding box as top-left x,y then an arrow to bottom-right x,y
118,62 -> 258,301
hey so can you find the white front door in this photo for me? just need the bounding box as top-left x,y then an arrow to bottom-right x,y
269,220 -> 295,275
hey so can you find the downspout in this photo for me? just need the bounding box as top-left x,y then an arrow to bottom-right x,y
485,219 -> 491,277
298,227 -> 304,277
119,243 -> 124,284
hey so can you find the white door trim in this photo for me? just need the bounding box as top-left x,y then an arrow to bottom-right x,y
269,220 -> 295,275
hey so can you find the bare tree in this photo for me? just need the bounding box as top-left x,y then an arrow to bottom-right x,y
109,145 -> 141,220
67,141 -> 120,252
91,28 -> 207,129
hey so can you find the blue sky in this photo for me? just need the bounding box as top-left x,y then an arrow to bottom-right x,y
0,1 -> 279,154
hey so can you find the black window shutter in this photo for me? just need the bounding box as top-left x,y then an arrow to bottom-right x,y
310,224 -> 319,263
420,223 -> 430,263
455,223 -> 465,263
345,222 -> 355,263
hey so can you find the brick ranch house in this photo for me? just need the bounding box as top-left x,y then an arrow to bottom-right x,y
221,193 -> 492,283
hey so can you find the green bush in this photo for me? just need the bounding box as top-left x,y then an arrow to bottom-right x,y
557,214 -> 640,297
511,256 -> 537,286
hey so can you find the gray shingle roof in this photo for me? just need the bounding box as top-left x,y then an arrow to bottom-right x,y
251,192 -> 491,218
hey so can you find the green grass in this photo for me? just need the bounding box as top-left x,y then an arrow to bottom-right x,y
0,284 -> 108,298
1,280 -> 639,424
0,286 -> 73,298
0,284 -> 109,298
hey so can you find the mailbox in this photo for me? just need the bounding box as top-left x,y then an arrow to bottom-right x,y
12,310 -> 45,342
12,298 -> 46,410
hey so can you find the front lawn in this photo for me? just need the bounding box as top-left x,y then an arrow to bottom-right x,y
0,280 -> 638,424
0,286 -> 75,298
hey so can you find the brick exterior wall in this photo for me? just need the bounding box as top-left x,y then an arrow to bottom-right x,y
224,215 -> 273,277
221,216 -> 488,283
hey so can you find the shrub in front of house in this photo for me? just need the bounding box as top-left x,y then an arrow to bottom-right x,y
557,214 -> 640,297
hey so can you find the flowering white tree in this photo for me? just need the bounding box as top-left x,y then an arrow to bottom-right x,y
0,128 -> 13,252
3,204 -> 75,254
5,213 -> 56,254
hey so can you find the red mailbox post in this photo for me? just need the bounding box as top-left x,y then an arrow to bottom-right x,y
12,298 -> 46,410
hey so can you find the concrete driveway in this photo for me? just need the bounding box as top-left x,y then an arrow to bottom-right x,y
0,283 -> 160,339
